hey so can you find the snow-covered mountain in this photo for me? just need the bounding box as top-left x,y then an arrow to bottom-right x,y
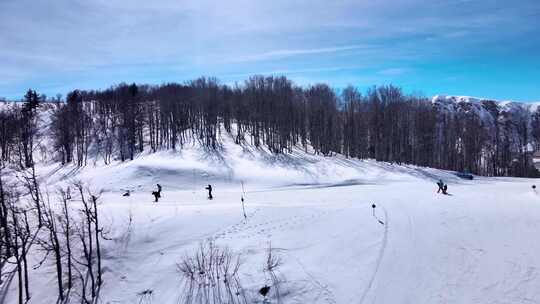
432,95 -> 540,110
432,95 -> 540,156
432,94 -> 540,123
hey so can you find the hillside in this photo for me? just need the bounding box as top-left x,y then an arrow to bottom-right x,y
1,131 -> 540,303
1,93 -> 540,303
2,90 -> 540,177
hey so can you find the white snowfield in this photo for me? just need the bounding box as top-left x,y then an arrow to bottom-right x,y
3,135 -> 540,304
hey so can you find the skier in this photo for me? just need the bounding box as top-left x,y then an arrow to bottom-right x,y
123,190 -> 130,197
205,184 -> 213,200
152,184 -> 162,203
436,179 -> 444,193
152,190 -> 160,202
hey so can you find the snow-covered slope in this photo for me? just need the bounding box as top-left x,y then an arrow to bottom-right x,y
2,132 -> 540,304
38,131 -> 463,192
432,95 -> 540,128
432,95 -> 540,113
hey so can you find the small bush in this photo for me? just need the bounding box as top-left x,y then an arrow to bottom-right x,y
177,241 -> 247,304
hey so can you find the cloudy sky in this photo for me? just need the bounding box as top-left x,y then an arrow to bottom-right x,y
1,0 -> 539,101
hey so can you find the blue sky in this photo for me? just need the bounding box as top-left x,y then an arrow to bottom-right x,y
1,0 -> 539,101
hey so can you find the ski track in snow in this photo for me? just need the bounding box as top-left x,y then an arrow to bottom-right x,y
211,207 -> 331,241
359,207 -> 389,304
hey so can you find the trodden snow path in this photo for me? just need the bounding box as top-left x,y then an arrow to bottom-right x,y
358,180 -> 540,304
3,172 -> 540,303
91,185 -> 386,304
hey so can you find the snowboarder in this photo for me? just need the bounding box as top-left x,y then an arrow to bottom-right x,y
436,179 -> 444,193
205,184 -> 213,200
123,190 -> 130,197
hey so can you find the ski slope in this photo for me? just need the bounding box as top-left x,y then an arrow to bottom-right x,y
2,138 -> 540,304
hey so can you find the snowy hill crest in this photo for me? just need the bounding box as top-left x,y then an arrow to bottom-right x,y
432,95 -> 540,114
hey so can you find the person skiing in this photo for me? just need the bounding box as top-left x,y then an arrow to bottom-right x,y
205,184 -> 213,200
123,190 -> 130,197
152,191 -> 160,202
436,179 -> 445,193
152,184 -> 162,203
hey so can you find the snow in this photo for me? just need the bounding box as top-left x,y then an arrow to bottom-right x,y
433,94 -> 540,116
3,132 -> 540,303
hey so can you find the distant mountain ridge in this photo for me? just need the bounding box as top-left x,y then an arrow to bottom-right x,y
432,95 -> 540,132
432,95 -> 540,114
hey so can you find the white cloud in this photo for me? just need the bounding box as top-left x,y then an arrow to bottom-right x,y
228,45 -> 373,63
0,0 -> 538,97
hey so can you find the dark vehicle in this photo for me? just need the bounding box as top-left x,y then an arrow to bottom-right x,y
456,172 -> 474,180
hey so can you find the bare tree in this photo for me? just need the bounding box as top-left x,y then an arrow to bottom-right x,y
38,195 -> 64,301
59,188 -> 74,290
6,79 -> 540,178
72,182 -> 104,302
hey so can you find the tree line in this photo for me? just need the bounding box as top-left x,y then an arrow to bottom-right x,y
1,75 -> 539,177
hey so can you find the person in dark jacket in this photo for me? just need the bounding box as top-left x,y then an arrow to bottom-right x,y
437,180 -> 444,193
152,184 -> 162,203
205,184 -> 213,200
152,190 -> 160,202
